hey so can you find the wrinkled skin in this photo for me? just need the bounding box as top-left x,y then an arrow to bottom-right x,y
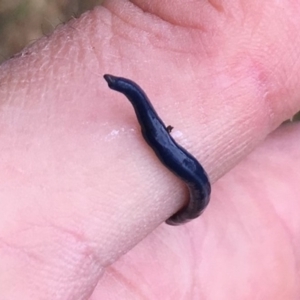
0,1 -> 300,299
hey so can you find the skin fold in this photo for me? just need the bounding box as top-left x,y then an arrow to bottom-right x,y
0,0 -> 300,299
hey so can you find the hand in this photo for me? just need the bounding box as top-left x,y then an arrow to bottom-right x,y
0,1 -> 299,299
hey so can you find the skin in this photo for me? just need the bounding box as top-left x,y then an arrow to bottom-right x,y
0,0 -> 300,299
